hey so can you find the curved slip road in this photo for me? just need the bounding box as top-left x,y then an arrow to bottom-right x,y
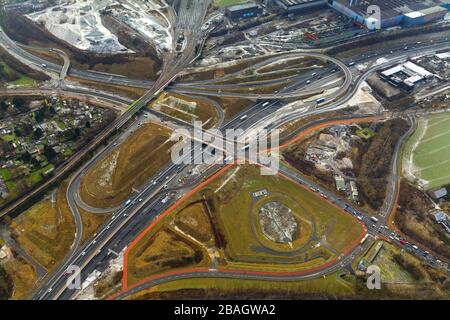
20,23 -> 450,298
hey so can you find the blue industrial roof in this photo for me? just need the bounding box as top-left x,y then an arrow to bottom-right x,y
227,2 -> 260,12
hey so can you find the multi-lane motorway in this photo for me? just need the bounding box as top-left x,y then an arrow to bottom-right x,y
110,108 -> 448,300
29,0 -> 213,300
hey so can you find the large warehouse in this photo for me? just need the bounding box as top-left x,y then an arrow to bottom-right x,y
328,0 -> 449,29
274,0 -> 327,13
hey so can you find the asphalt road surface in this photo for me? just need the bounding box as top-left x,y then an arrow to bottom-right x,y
1,7 -> 448,299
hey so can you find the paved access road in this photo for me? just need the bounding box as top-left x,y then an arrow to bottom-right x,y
2,4 -> 447,299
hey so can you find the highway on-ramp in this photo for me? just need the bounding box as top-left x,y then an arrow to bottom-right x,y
36,38 -> 450,300
1,8 -> 447,299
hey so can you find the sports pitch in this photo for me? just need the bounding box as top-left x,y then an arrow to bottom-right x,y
403,112 -> 450,189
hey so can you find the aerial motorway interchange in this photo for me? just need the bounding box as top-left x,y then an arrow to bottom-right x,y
0,0 -> 449,303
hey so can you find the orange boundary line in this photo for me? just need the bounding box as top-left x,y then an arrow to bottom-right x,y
387,180 -> 401,227
122,163 -> 234,289
116,164 -> 366,298
115,116 -> 384,298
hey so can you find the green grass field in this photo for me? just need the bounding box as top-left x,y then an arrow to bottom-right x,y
127,271 -> 356,300
0,62 -> 37,87
213,0 -> 246,7
126,164 -> 364,285
205,165 -> 363,270
403,112 -> 450,189
0,168 -> 12,181
356,128 -> 376,140
25,164 -> 54,186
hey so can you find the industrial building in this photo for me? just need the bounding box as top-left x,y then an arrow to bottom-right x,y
328,0 -> 449,29
274,0 -> 327,13
403,6 -> 448,27
225,2 -> 263,21
379,61 -> 435,92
